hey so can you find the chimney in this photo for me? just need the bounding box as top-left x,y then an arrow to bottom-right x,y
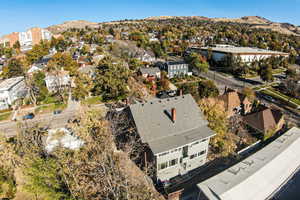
171,108 -> 176,123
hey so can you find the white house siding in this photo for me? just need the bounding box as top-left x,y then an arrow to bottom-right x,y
0,77 -> 27,110
156,138 -> 210,182
45,74 -> 71,92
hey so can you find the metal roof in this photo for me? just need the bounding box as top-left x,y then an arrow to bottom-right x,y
201,46 -> 289,56
197,127 -> 300,200
129,94 -> 215,155
0,76 -> 24,91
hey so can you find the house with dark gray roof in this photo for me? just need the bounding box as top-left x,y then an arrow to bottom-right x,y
139,67 -> 161,79
129,94 -> 215,182
157,60 -> 191,78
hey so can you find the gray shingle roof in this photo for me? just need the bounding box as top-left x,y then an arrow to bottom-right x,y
129,94 -> 215,154
140,67 -> 160,76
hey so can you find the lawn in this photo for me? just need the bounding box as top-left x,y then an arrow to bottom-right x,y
268,88 -> 300,105
0,112 -> 12,121
260,89 -> 300,109
82,96 -> 102,105
35,103 -> 67,114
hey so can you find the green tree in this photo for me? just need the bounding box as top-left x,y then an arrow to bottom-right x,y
0,168 -> 16,199
2,58 -> 25,78
186,52 -> 209,73
198,80 -> 219,99
92,58 -> 130,101
72,73 -> 92,101
26,41 -> 50,64
23,157 -> 73,200
260,64 -> 274,82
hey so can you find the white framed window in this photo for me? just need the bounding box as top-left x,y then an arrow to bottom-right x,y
158,161 -> 168,170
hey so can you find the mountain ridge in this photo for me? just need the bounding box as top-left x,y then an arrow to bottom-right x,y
2,16 -> 300,38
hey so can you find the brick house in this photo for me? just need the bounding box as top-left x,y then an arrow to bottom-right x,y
243,106 -> 285,135
219,88 -> 252,117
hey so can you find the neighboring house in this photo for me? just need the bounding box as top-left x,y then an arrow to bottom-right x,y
45,70 -> 71,92
139,67 -> 161,80
129,94 -> 215,183
219,88 -> 252,117
137,51 -> 156,63
92,54 -> 105,64
243,106 -> 285,135
0,76 -> 27,110
105,35 -> 114,43
28,55 -> 52,74
78,65 -> 96,78
197,127 -> 300,200
196,44 -> 289,63
157,60 -> 191,78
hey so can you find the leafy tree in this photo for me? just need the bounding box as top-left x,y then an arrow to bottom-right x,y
28,71 -> 49,105
92,58 -> 130,101
0,168 -> 16,199
242,87 -> 256,102
2,58 -> 25,78
47,52 -> 78,76
72,73 -> 92,101
186,52 -> 209,73
198,98 -> 236,156
198,80 -> 219,98
260,64 -> 274,82
23,157 -> 73,200
26,41 -> 50,64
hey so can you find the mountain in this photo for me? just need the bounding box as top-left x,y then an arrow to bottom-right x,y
211,16 -> 300,36
46,20 -> 99,34
143,16 -> 300,36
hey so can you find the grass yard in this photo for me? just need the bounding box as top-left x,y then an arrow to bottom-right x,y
82,96 -> 103,105
35,103 -> 67,114
0,112 -> 12,121
261,89 -> 300,109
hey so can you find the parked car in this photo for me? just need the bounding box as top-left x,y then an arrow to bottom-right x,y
53,110 -> 62,115
156,91 -> 169,99
23,113 -> 35,120
166,90 -> 177,97
262,95 -> 276,103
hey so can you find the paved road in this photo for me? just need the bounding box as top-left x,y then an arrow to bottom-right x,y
0,110 -> 77,137
199,70 -> 257,90
0,103 -> 107,137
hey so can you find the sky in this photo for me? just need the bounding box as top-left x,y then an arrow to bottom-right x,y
0,0 -> 299,36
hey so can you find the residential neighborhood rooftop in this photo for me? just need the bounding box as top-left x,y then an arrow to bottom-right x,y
140,67 -> 160,75
197,127 -> 300,200
129,94 -> 215,154
0,76 -> 24,91
243,107 -> 283,133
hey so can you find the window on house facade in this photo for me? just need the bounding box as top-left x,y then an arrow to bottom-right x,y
158,161 -> 168,170
190,153 -> 198,159
198,150 -> 206,156
169,159 -> 178,167
182,146 -> 188,158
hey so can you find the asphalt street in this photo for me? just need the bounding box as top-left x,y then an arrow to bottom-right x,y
0,110 -> 77,137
